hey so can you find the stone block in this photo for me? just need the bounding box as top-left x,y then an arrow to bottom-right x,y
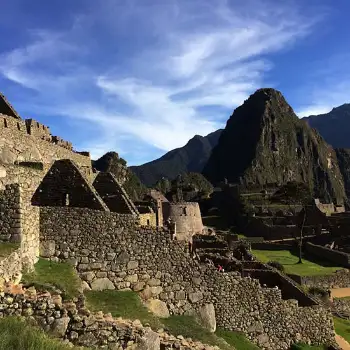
40,241 -> 55,258
136,329 -> 160,350
51,317 -> 70,337
91,278 -> 115,291
175,291 -> 186,300
148,278 -> 161,287
198,303 -> 216,333
188,291 -> 203,303
127,260 -> 139,270
145,299 -> 170,318
125,274 -> 138,283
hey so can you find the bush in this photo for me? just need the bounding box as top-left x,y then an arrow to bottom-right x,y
267,260 -> 285,272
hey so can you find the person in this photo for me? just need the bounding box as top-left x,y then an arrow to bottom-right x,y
218,265 -> 223,272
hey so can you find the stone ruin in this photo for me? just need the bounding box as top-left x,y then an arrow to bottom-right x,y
0,93 -> 338,349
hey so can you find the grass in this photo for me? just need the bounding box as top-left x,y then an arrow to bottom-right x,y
22,258 -> 81,300
0,243 -> 20,258
216,328 -> 261,350
334,317 -> 350,343
290,344 -> 327,350
252,249 -> 342,276
0,317 -> 76,350
85,290 -> 259,349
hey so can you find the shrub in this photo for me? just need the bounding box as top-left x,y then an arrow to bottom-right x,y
267,260 -> 285,272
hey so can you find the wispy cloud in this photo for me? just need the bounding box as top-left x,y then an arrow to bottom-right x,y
296,54 -> 350,117
0,0 -> 324,164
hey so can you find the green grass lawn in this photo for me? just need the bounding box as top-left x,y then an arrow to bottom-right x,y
252,249 -> 342,276
22,258 -> 82,300
0,243 -> 20,258
334,317 -> 350,343
0,317 -> 78,350
290,344 -> 327,350
85,290 -> 259,350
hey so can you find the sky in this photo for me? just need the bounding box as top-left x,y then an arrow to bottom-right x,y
0,0 -> 350,165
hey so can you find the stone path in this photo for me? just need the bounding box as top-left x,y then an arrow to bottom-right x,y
335,334 -> 350,350
331,288 -> 350,299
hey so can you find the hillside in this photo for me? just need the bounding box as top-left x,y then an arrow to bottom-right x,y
303,104 -> 350,148
130,129 -> 223,186
92,152 -> 146,201
203,88 -> 347,205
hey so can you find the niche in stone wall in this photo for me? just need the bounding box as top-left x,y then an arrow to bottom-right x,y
31,159 -> 108,211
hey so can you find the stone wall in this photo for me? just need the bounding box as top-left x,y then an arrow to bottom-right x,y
0,113 -> 91,172
305,242 -> 350,267
0,165 -> 44,270
289,269 -> 350,289
168,202 -> 204,242
139,213 -> 157,227
39,206 -> 335,350
0,184 -> 21,242
31,160 -> 108,211
0,249 -> 22,287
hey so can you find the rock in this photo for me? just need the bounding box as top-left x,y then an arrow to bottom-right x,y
136,329 -> 160,350
125,274 -> 138,283
145,299 -> 170,318
132,282 -> 145,292
127,261 -> 139,270
257,334 -> 270,347
0,165 -> 6,178
198,304 -> 216,333
91,278 -> 115,291
148,278 -> 161,287
51,317 -> 70,337
40,241 -> 55,258
140,286 -> 152,300
116,251 -> 130,263
81,281 -> 91,292
81,271 -> 95,282
188,292 -> 203,303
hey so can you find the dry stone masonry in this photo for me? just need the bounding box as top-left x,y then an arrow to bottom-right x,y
40,206 -> 336,349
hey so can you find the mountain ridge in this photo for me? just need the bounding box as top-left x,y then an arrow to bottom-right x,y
130,129 -> 223,186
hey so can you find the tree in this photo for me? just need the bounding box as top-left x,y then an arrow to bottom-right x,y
271,182 -> 313,264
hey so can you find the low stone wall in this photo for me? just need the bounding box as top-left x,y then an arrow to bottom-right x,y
39,206 -> 336,349
305,242 -> 350,268
243,269 -> 317,307
289,269 -> 350,289
0,288 -> 222,350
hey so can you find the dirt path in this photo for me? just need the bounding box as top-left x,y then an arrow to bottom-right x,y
331,288 -> 350,299
336,334 -> 350,350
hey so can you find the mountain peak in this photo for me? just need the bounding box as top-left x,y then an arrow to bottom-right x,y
203,89 -> 346,204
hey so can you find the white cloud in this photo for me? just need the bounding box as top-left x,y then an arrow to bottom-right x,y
0,0 -> 324,163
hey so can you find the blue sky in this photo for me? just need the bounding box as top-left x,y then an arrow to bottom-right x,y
0,0 -> 350,165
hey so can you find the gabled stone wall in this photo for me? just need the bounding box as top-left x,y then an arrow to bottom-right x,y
39,206 -> 335,349
32,160 -> 108,211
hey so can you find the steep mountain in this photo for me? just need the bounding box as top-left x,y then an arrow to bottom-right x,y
130,129 -> 223,186
335,148 -> 350,200
92,152 -> 146,201
203,88 -> 347,205
303,104 -> 350,148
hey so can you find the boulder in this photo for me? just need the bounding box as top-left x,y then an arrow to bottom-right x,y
136,328 -> 160,350
91,278 -> 115,291
198,303 -> 216,333
40,241 -> 55,258
51,317 -> 70,337
145,299 -> 170,318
